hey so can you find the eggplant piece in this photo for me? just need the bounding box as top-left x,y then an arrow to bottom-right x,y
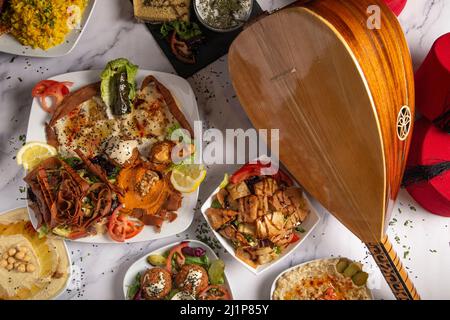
110,71 -> 132,116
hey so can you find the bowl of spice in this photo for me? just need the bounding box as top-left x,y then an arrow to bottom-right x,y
194,0 -> 254,32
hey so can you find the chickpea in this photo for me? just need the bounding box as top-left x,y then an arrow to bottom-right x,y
0,259 -> 7,268
14,262 -> 21,268
8,248 -> 17,256
2,253 -> 8,260
6,263 -> 13,271
26,264 -> 36,273
23,254 -> 31,262
17,264 -> 26,273
15,251 -> 25,260
18,246 -> 28,253
7,257 -> 15,264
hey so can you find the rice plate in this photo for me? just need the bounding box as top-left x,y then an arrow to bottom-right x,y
0,0 -> 88,50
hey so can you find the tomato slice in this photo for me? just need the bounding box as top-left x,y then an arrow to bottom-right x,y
290,232 -> 300,243
165,242 -> 189,273
230,161 -> 294,186
119,215 -> 144,239
31,80 -> 73,113
198,285 -> 231,300
108,205 -> 144,242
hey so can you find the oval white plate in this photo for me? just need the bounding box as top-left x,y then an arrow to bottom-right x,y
0,0 -> 96,57
270,258 -> 373,300
25,69 -> 201,243
122,239 -> 234,300
0,207 -> 72,300
200,181 -> 321,275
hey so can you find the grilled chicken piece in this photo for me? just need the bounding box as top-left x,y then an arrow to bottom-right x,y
235,247 -> 258,269
219,225 -> 250,247
270,230 -> 295,248
255,247 -> 277,265
206,208 -> 238,230
270,187 -> 309,227
149,140 -> 175,164
238,195 -> 258,223
238,223 -> 256,236
216,188 -> 228,208
256,211 -> 285,239
257,196 -> 268,217
253,178 -> 278,196
227,181 -> 251,201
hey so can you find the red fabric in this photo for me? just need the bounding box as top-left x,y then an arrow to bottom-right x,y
406,118 -> 450,217
383,0 -> 407,16
415,33 -> 450,121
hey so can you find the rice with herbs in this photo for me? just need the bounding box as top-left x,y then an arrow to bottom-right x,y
1,0 -> 87,50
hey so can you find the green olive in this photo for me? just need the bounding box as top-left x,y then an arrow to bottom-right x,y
146,254 -> 166,266
336,258 -> 351,273
343,262 -> 362,277
352,271 -> 369,286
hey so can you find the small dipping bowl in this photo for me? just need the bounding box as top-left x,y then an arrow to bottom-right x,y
194,0 -> 254,33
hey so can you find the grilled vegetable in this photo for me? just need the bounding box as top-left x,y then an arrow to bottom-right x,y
110,71 -> 132,115
100,58 -> 138,114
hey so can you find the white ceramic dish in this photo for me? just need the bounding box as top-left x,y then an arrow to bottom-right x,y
25,69 -> 201,243
0,207 -> 72,300
270,258 -> 374,300
122,239 -> 234,300
200,179 -> 321,275
0,0 -> 96,57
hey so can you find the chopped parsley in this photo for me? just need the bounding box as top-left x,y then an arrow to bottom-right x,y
211,199 -> 222,209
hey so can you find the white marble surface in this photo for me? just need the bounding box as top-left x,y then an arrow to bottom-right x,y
0,0 -> 449,300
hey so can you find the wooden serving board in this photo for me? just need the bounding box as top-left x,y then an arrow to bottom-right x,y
229,0 -> 418,299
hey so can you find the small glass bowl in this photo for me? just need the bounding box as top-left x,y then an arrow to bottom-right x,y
193,0 -> 254,33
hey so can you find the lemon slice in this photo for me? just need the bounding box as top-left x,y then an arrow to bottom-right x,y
170,164 -> 206,193
17,142 -> 57,171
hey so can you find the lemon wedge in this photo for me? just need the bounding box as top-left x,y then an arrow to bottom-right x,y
17,142 -> 57,171
170,164 -> 206,193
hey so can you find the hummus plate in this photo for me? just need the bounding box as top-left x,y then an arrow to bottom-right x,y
270,258 -> 373,300
0,207 -> 71,300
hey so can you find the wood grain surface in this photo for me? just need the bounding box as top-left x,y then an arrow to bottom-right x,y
229,0 -> 416,299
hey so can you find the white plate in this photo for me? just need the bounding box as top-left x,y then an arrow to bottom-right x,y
270,258 -> 373,300
122,239 -> 234,300
0,207 -> 72,300
0,0 -> 96,57
200,181 -> 321,275
25,69 -> 201,243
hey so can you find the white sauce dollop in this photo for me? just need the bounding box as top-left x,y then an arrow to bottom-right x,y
104,137 -> 138,165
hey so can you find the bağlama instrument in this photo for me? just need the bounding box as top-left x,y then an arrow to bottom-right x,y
228,0 -> 418,299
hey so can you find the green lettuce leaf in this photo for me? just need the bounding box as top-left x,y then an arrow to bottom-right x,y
100,58 -> 138,108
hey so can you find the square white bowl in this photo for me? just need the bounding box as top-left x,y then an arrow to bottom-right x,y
0,0 -> 96,57
200,184 -> 321,275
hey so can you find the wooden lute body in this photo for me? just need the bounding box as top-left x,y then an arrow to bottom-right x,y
228,0 -> 418,299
